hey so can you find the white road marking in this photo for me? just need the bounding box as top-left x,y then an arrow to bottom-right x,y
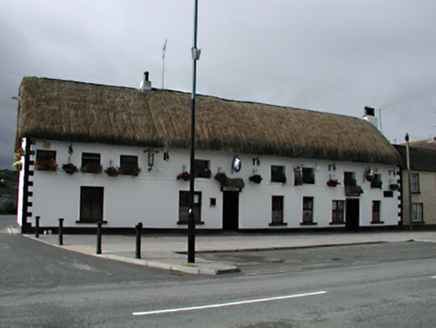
132,291 -> 327,316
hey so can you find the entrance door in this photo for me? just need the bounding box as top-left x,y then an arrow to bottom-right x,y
346,199 -> 360,232
223,191 -> 239,231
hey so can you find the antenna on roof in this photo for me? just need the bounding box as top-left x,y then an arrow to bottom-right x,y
162,39 -> 167,89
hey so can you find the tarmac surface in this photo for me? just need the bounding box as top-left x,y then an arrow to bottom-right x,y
19,228 -> 436,275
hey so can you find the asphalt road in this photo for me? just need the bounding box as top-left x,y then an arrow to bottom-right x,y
1,215 -> 436,327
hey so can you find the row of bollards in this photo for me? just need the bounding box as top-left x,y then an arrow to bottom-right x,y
35,217 -> 144,259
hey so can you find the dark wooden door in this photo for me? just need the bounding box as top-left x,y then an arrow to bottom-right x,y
346,199 -> 360,232
223,191 -> 239,231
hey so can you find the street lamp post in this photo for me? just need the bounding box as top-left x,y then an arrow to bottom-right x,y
188,0 -> 200,263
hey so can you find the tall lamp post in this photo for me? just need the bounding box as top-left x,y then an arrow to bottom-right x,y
405,133 -> 413,231
188,0 -> 200,263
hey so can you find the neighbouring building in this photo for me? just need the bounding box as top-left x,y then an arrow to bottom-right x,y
15,76 -> 402,233
395,144 -> 436,228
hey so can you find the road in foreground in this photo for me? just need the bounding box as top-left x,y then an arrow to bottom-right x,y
1,215 -> 436,327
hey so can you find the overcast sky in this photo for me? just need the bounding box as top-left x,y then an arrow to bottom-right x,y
1,0 -> 436,170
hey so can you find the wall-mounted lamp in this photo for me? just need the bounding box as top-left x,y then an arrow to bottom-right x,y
163,151 -> 170,161
232,155 -> 242,173
148,152 -> 155,169
328,163 -> 336,171
68,144 -> 74,155
252,157 -> 260,166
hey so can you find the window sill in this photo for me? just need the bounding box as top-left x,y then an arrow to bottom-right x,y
177,221 -> 205,225
370,221 -> 385,224
300,222 -> 318,226
329,222 -> 345,225
76,220 -> 107,224
269,222 -> 288,226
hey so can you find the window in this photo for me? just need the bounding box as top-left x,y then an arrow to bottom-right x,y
302,168 -> 315,184
412,203 -> 423,222
372,201 -> 381,223
80,187 -> 104,223
119,155 -> 140,176
331,200 -> 344,224
371,174 -> 383,189
271,165 -> 286,183
81,153 -> 102,173
271,196 -> 285,225
35,150 -> 57,171
344,172 -> 356,186
411,173 -> 420,193
195,160 -> 211,178
294,167 -> 303,185
178,191 -> 202,224
302,197 -> 314,224
36,150 -> 56,162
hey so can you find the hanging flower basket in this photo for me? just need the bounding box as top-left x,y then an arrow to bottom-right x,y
327,179 -> 341,187
34,159 -> 57,171
249,174 -> 263,184
12,160 -> 22,171
119,165 -> 141,177
177,171 -> 191,181
104,166 -> 119,177
81,163 -> 102,174
62,163 -> 78,175
389,184 -> 398,191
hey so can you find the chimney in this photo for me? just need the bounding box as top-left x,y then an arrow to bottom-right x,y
139,71 -> 152,92
362,106 -> 378,129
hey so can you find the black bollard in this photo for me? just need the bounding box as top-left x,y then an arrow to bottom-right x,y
96,221 -> 103,254
135,222 -> 143,259
58,218 -> 64,246
35,216 -> 40,238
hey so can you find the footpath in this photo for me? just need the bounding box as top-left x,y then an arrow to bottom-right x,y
23,230 -> 436,276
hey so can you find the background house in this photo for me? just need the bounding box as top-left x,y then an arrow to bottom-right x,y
15,76 -> 402,232
395,144 -> 436,228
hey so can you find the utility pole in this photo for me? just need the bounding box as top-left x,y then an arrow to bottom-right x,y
188,0 -> 201,263
405,133 -> 413,231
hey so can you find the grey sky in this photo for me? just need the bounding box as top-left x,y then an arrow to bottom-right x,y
1,0 -> 436,169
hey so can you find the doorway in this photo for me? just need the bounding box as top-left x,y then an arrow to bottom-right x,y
223,191 -> 239,231
346,198 -> 360,232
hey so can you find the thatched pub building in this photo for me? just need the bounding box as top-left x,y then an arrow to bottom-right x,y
15,77 -> 401,233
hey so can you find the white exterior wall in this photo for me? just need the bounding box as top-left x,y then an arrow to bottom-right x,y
20,138 -> 400,230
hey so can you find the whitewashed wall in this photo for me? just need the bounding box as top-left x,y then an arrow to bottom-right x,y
19,138 -> 400,230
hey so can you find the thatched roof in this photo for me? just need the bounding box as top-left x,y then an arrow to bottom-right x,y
16,77 -> 401,164
394,145 -> 436,172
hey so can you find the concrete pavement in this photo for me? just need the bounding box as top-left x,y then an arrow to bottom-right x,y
21,229 -> 436,275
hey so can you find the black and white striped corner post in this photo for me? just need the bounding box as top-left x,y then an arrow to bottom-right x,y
35,216 -> 40,238
96,221 -> 103,254
58,218 -> 64,246
135,222 -> 143,259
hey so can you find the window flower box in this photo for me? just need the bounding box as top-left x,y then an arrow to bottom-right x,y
34,159 -> 57,171
62,163 -> 78,175
327,179 -> 341,187
214,172 -> 228,183
104,166 -> 120,177
195,168 -> 211,179
119,165 -> 141,177
249,174 -> 263,184
177,171 -> 191,181
81,163 -> 102,174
